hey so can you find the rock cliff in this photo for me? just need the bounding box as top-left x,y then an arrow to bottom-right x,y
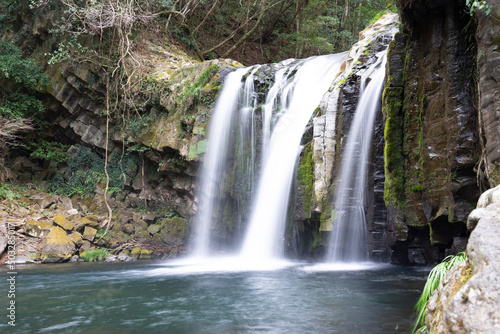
381,0 -> 481,264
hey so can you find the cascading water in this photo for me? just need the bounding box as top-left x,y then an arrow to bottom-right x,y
327,53 -> 388,263
240,54 -> 346,260
193,53 -> 346,260
192,67 -> 251,257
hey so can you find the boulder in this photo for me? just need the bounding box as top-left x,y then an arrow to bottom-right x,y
117,252 -> 135,262
80,240 -> 91,252
67,208 -> 78,215
75,216 -> 100,231
122,223 -> 135,235
25,220 -> 53,238
426,185 -> 500,333
82,226 -> 97,241
105,255 -> 118,262
153,217 -> 188,247
147,224 -> 161,235
25,245 -> 40,260
69,232 -> 84,247
39,195 -> 59,209
53,214 -> 74,231
41,226 -> 76,262
59,197 -> 73,210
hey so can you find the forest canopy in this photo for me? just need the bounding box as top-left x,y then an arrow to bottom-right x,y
1,0 -> 396,65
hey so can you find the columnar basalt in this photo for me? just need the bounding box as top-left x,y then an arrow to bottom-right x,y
383,0 -> 480,264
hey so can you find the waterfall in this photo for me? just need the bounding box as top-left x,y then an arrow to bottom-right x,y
193,67 -> 251,257
240,54 -> 346,260
193,53 -> 346,259
327,53 -> 388,263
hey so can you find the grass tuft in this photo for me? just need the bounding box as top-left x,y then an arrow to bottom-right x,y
80,248 -> 110,262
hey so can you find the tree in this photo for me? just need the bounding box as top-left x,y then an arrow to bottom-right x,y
0,40 -> 48,181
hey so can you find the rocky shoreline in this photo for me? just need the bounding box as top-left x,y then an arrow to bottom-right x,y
0,186 -> 188,266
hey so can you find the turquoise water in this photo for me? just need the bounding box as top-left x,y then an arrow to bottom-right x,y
0,260 -> 428,333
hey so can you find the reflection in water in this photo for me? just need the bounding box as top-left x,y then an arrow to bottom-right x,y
0,261 -> 428,333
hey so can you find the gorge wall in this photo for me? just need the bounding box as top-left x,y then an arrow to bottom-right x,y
3,0 -> 500,264
382,0 -> 481,264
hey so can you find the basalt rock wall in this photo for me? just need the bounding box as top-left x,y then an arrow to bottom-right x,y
381,0 -> 482,264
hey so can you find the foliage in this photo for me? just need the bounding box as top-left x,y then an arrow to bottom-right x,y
47,145 -> 140,198
26,140 -> 70,163
411,252 -> 468,333
0,40 -> 48,119
465,0 -> 491,16
45,39 -> 89,65
47,146 -> 106,197
80,248 -> 109,261
0,183 -> 26,200
178,63 -> 220,103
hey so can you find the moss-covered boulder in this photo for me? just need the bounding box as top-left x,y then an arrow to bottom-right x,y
25,219 -> 53,238
147,224 -> 161,235
69,232 -> 84,247
41,226 -> 76,262
83,226 -> 97,241
153,217 -> 188,247
53,214 -> 74,231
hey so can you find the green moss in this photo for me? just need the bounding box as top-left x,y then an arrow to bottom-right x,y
309,229 -> 327,252
297,142 -> 314,218
319,211 -> 334,231
131,247 -> 142,255
187,139 -> 207,160
178,63 -> 220,103
382,87 -> 406,209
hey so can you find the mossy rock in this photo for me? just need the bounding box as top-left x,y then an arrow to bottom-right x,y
53,214 -> 74,231
41,226 -> 76,262
83,226 -> 97,241
75,216 -> 100,231
134,220 -> 148,234
69,232 -> 84,247
153,217 -> 188,247
130,247 -> 142,255
139,248 -> 154,259
147,224 -> 161,235
134,230 -> 151,242
25,219 -> 53,238
122,223 -> 135,235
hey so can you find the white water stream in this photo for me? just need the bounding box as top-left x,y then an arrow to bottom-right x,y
327,53 -> 388,262
193,67 -> 251,257
240,54 -> 346,260
194,53 -> 346,261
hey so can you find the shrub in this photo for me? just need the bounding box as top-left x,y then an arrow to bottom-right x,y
80,248 -> 110,262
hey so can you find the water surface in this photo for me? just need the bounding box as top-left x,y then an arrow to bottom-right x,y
0,260 -> 428,333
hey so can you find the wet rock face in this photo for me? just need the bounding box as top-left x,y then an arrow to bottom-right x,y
384,0 -> 481,264
476,7 -> 500,185
291,14 -> 399,259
